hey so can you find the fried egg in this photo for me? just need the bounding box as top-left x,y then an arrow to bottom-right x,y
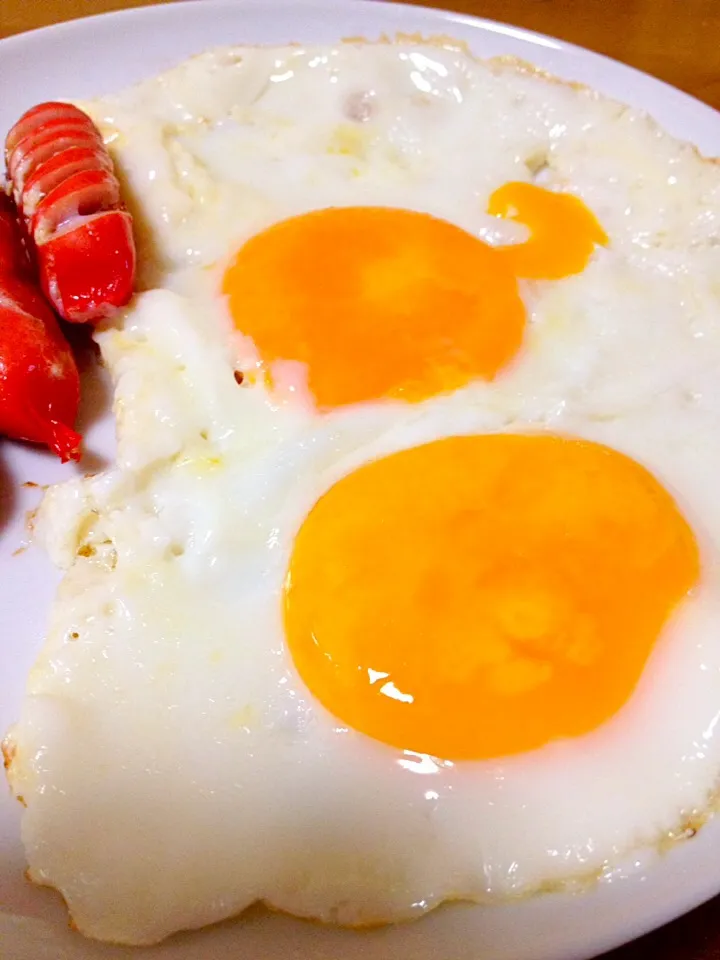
5,38 -> 720,947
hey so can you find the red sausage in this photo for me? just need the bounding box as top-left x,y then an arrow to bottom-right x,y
5,101 -> 136,324
0,192 -> 81,461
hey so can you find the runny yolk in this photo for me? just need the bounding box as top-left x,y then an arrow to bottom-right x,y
489,182 -> 609,279
222,184 -> 608,410
284,434 -> 699,760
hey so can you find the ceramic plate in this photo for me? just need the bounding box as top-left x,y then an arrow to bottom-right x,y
1,2 -> 720,958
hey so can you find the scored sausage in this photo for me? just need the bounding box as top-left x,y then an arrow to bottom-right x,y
5,101 -> 136,324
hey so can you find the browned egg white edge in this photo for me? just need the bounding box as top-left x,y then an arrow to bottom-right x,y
2,30 -> 720,943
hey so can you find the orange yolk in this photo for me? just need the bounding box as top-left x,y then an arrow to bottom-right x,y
223,184 -> 607,410
284,434 -> 699,760
489,182 -> 609,279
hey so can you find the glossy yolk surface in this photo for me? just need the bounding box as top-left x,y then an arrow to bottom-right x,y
223,184 -> 607,409
284,434 -> 699,759
489,182 -> 609,279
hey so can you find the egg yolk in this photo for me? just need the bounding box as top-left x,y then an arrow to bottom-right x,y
489,181 -> 609,279
223,184 -> 607,409
284,434 -> 699,760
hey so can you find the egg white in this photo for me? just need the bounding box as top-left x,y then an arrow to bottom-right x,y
6,39 -> 720,946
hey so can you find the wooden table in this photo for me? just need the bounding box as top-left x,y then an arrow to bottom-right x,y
0,0 -> 718,109
2,1 -> 720,958
1,0 -> 719,110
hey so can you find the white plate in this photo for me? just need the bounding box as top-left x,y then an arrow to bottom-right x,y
1,2 -> 719,958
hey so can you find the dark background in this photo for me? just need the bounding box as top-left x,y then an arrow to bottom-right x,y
2,0 -> 720,956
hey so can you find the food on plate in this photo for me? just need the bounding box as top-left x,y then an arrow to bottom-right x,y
286,433 -> 699,759
0,192 -> 81,460
5,101 -> 136,324
0,99 -> 138,459
4,37 -> 720,946
223,187 -> 606,408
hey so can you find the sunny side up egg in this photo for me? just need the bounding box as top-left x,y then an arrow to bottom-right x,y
5,39 -> 720,947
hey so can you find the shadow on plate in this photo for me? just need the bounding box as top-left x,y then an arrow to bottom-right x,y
67,324 -> 114,475
0,452 -> 17,534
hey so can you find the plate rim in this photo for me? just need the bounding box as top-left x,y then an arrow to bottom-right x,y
2,0 -> 718,131
1,3 -> 720,959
